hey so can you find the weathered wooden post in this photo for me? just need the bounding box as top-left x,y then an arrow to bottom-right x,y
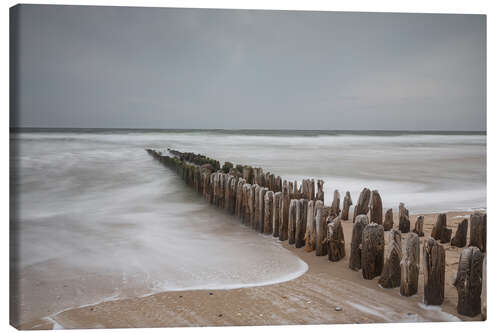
264,191 -> 274,234
423,237 -> 446,305
379,229 -> 402,288
431,213 -> 446,240
288,199 -> 298,244
349,215 -> 369,271
383,208 -> 394,231
304,200 -> 316,252
250,184 -> 258,229
400,232 -> 420,296
361,223 -> 385,280
228,176 -> 237,214
331,190 -> 341,217
302,179 -> 315,200
353,188 -> 371,220
413,215 -> 425,237
451,218 -> 468,247
316,180 -> 325,202
242,183 -> 251,225
295,199 -> 307,248
248,184 -> 257,227
340,191 -> 352,221
482,255 -> 486,320
315,201 -> 328,256
258,187 -> 267,233
279,181 -> 290,241
469,212 -> 486,252
253,185 -> 261,231
224,175 -> 231,210
235,179 -> 245,217
454,246 -> 484,317
327,216 -> 345,262
369,190 -> 383,225
398,203 -> 410,233
272,192 -> 282,237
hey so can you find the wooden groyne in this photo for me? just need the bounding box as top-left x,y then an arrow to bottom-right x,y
146,148 -> 486,318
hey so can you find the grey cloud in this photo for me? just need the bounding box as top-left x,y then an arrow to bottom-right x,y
12,5 -> 486,130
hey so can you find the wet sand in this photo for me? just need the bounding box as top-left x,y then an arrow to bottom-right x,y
19,211 -> 484,330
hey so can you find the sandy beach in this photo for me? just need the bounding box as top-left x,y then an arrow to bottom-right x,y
19,210 -> 484,330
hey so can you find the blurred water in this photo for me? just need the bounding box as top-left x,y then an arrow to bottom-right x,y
10,129 -> 486,323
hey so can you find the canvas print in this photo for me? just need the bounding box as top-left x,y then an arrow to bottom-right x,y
10,4 -> 486,330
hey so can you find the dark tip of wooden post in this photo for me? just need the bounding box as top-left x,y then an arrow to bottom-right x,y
369,190 -> 383,225
412,215 -> 425,237
354,188 -> 371,220
398,203 -> 410,233
340,191 -> 352,221
383,208 -> 394,231
451,219 -> 468,248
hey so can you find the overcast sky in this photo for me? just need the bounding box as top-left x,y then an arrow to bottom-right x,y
12,5 -> 486,130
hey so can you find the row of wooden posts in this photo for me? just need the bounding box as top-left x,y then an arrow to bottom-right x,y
146,148 -> 486,319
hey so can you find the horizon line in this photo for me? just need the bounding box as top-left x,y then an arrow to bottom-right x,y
10,126 -> 486,133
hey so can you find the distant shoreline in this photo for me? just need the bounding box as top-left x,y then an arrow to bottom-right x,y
10,128 -> 487,136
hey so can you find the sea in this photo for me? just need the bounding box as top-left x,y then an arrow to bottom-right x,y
10,128 -> 486,324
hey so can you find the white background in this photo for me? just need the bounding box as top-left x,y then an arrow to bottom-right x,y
1,1 -> 497,332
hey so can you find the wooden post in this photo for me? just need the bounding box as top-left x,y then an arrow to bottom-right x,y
327,216 -> 345,262
440,227 -> 452,244
423,237 -> 446,305
258,187 -> 267,233
331,190 -> 341,217
401,232 -> 420,296
340,191 -> 352,221
431,213 -> 447,241
235,179 -> 245,218
361,223 -> 385,280
288,199 -> 297,244
379,229 -> 402,288
304,200 -> 316,252
228,176 -> 237,215
241,182 -> 252,225
249,184 -> 257,227
279,181 -> 290,241
315,201 -> 327,256
253,185 -> 261,231
398,203 -> 410,233
482,255 -> 486,320
354,188 -> 371,220
370,190 -> 383,225
316,180 -> 325,201
295,199 -> 308,248
264,191 -> 274,234
412,215 -> 425,237
451,218 -> 468,248
383,208 -> 394,231
454,246 -> 484,317
469,212 -> 486,252
349,215 -> 369,271
272,192 -> 282,237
